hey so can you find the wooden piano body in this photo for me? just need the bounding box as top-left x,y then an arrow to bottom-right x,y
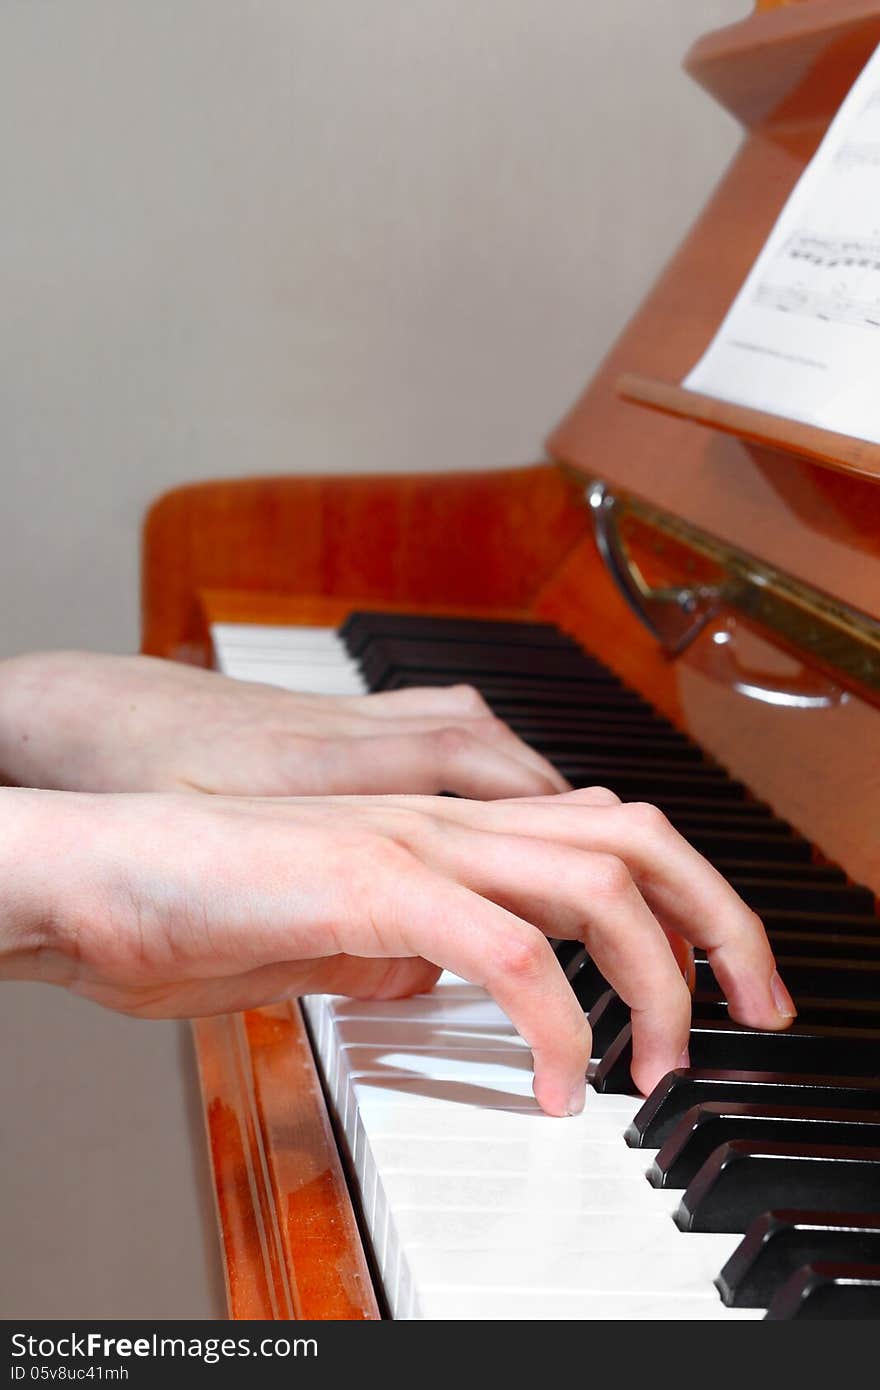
141,0 -> 880,1318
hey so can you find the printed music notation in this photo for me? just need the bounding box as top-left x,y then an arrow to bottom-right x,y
685,43 -> 880,442
753,234 -> 880,329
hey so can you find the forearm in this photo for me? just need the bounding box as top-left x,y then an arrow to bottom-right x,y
0,651 -> 128,790
0,652 -> 68,787
0,786 -> 73,983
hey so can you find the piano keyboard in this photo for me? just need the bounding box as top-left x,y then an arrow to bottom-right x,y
212,613 -> 880,1320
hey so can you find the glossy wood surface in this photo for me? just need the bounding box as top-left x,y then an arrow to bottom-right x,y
142,464 -> 587,664
194,1005 -> 379,1320
548,1 -> 880,624
617,373 -> 880,483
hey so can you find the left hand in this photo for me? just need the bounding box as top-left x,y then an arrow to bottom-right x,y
0,651 -> 568,798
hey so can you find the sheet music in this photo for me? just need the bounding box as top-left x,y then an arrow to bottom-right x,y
684,41 -> 880,443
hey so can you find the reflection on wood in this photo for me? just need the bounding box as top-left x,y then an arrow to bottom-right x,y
194,1008 -> 380,1320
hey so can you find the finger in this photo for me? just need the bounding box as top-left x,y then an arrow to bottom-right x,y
329,711 -> 568,792
490,786 -> 622,808
467,715 -> 569,791
551,800 -> 789,1031
307,730 -> 564,797
389,792 -> 791,1030
376,872 -> 591,1118
346,684 -> 492,719
406,825 -> 691,1095
110,956 -> 442,1019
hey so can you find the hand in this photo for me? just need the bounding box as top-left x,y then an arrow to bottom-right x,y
1,785 -> 795,1116
0,651 -> 566,797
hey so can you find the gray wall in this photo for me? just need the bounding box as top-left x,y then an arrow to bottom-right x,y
0,1 -> 749,1319
2,0 -> 747,661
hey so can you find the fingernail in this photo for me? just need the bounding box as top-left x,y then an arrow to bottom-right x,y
566,1077 -> 586,1116
677,1047 -> 690,1070
771,969 -> 798,1019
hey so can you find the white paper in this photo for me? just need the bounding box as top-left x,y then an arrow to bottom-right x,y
684,41 -> 880,443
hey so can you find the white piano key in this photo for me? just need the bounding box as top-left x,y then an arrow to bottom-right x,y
351,1086 -> 639,1141
212,623 -> 345,651
219,663 -> 366,695
211,622 -> 367,693
389,1206 -> 676,1254
367,1134 -> 650,1178
408,1241 -> 743,1299
216,645 -> 357,666
333,1020 -> 521,1049
328,991 -> 513,1031
379,1167 -> 679,1215
341,1042 -> 534,1082
418,1288 -> 763,1321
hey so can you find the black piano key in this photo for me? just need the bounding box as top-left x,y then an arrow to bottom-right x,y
359,638 -> 612,684
691,992 -> 880,1032
595,1020 -> 880,1096
569,956 -> 612,1012
675,1142 -> 880,1234
766,935 -> 880,961
651,802 -> 783,827
760,909 -> 880,931
340,611 -> 579,655
551,941 -> 586,977
763,1262 -> 880,1320
717,1210 -> 880,1309
766,957 -> 880,997
517,732 -> 708,761
725,877 -> 875,915
649,1103 -> 880,1188
693,954 -> 880,999
558,756 -> 722,778
561,772 -> 750,802
558,757 -> 739,783
686,831 -> 813,865
683,1019 -> 880,1076
490,686 -> 652,709
717,860 -> 846,883
669,810 -> 795,836
506,716 -> 693,745
626,1071 -> 880,1149
587,990 -> 631,1059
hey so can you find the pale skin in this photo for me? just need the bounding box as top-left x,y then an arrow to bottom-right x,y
0,651 -> 797,1117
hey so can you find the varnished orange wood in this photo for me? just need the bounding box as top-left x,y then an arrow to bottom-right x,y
194,1013 -> 292,1319
200,588 -> 529,632
687,1 -> 880,129
194,1007 -> 379,1321
142,465 -> 588,663
529,532 -> 880,896
617,373 -> 880,482
548,4 -> 880,624
243,1006 -> 379,1320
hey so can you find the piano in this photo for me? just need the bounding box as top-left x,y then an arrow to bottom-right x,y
140,0 -> 880,1320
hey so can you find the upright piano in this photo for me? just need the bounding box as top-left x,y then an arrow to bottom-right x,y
141,0 -> 880,1320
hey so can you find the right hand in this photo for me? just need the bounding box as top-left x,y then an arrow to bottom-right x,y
0,785 -> 795,1117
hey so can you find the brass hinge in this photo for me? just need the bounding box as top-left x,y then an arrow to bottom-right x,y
578,476 -> 880,700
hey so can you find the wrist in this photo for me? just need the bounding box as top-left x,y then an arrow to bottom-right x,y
0,653 -> 49,786
0,786 -> 81,983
